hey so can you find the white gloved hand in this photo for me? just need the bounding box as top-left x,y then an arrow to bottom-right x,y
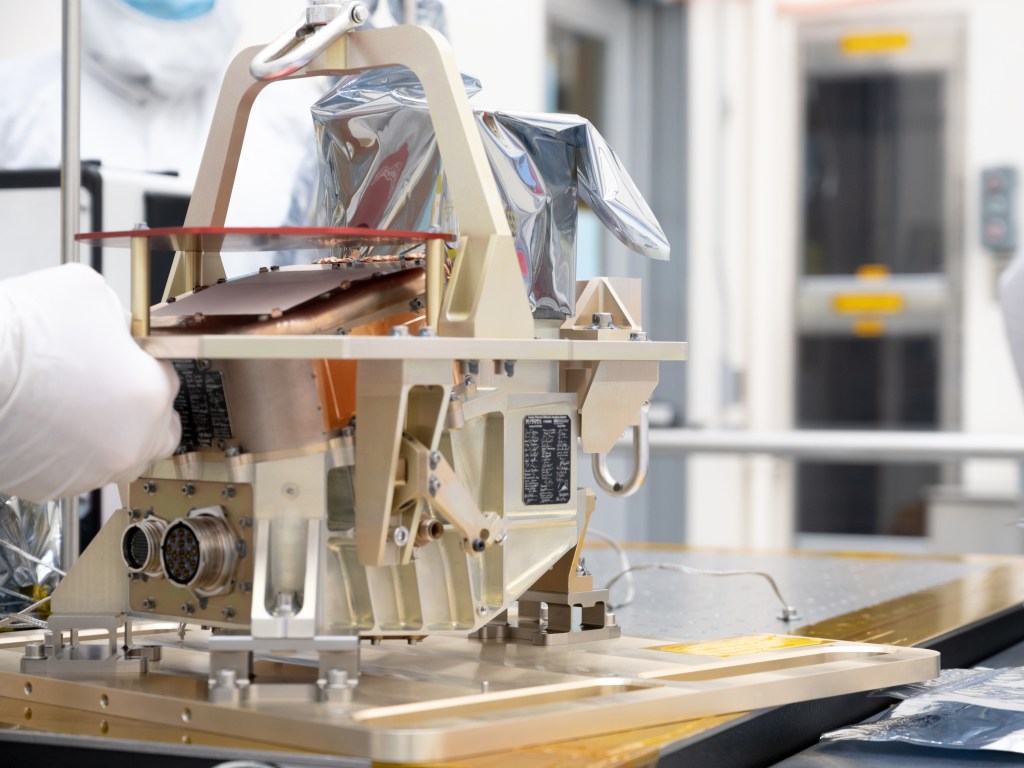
0,263 -> 181,502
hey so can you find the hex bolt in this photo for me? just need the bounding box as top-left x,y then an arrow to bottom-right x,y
274,592 -> 296,616
392,526 -> 411,547
221,607 -> 236,620
428,476 -> 441,498
142,482 -> 157,495
429,451 -> 442,470
389,325 -> 410,337
418,326 -> 436,337
778,606 -> 802,622
23,643 -> 45,660
142,598 -> 157,610
221,486 -> 236,499
181,603 -> 196,615
181,484 -> 195,497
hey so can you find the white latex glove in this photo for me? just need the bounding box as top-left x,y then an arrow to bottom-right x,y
0,263 -> 181,502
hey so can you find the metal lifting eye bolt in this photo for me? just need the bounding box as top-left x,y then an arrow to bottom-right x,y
307,1 -> 369,26
251,2 -> 370,80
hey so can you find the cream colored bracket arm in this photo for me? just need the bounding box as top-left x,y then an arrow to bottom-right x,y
426,449 -> 505,554
397,438 -> 504,556
249,1 -> 370,81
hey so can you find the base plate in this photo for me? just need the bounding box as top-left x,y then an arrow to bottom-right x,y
0,630 -> 937,764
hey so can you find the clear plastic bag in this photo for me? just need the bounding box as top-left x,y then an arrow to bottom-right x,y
824,667 -> 1024,754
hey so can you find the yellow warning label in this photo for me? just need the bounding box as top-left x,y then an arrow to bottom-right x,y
841,32 -> 911,56
853,318 -> 886,337
650,635 -> 833,658
832,292 -> 904,315
856,263 -> 891,280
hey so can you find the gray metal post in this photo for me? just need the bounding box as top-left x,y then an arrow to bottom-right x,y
60,0 -> 82,569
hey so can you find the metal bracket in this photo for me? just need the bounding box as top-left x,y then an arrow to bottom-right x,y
207,634 -> 360,703
471,589 -> 620,646
20,614 -> 161,676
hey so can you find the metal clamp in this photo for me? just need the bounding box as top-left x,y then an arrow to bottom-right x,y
592,403 -> 650,498
249,1 -> 370,81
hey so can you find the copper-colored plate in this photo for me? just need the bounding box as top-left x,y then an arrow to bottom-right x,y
75,226 -> 454,252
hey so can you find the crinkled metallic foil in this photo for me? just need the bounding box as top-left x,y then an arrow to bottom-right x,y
312,67 -> 669,318
0,495 -> 61,613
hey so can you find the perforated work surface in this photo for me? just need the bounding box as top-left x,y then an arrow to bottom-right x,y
580,547 -> 985,641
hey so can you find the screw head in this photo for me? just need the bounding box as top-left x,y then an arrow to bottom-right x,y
221,606 -> 236,620
181,484 -> 195,497
351,3 -> 370,23
392,526 -> 411,547
471,538 -> 486,553
143,598 -> 156,610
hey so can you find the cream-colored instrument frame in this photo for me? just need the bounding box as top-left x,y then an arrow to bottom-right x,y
162,24 -> 532,340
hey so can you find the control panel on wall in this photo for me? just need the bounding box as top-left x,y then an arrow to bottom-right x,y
981,166 -> 1018,254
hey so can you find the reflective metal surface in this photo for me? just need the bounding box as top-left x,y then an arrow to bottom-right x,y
311,67 -> 669,317
0,496 -> 61,618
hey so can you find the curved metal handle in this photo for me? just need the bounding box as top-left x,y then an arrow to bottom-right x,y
592,403 -> 650,498
249,2 -> 370,82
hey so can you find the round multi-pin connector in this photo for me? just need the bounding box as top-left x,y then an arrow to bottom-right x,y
160,513 -> 237,595
121,518 -> 168,578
